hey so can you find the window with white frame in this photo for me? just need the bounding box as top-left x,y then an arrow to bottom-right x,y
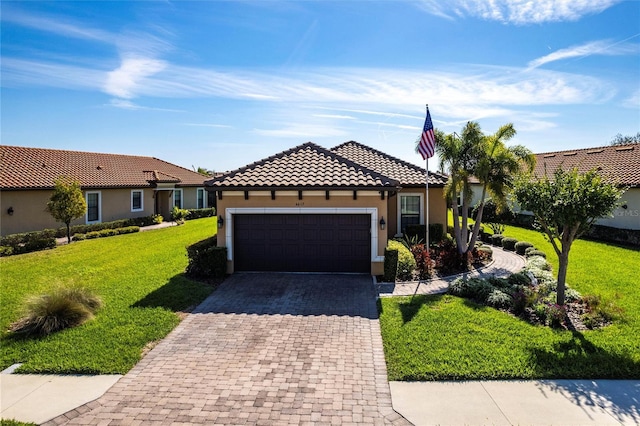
398,193 -> 423,234
196,188 -> 206,209
131,190 -> 144,212
86,191 -> 101,223
173,189 -> 183,209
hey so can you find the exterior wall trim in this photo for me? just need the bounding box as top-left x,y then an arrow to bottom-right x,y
224,207 -> 382,263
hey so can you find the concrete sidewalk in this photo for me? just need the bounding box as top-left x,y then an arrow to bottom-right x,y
391,380 -> 640,426
3,374 -> 638,425
0,372 -> 121,424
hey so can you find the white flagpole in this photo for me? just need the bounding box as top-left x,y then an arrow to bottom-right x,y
425,104 -> 430,249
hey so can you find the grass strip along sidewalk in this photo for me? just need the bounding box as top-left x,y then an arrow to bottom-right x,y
380,224 -> 640,380
1,218 -> 217,375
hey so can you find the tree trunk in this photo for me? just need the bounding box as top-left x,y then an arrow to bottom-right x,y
468,186 -> 488,249
557,231 -> 576,307
66,222 -> 71,244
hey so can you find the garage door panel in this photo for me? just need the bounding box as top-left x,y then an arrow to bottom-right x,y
234,214 -> 370,273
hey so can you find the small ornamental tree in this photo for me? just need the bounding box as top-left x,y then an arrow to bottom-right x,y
514,168 -> 624,305
46,178 -> 87,243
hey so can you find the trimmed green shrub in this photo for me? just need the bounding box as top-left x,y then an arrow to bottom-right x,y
0,246 -> 14,256
514,241 -> 534,255
0,232 -> 56,256
526,256 -> 552,271
186,236 -> 227,278
466,278 -> 494,302
477,245 -> 493,260
524,246 -> 538,256
525,249 -> 546,258
388,240 -> 416,281
186,208 -> 216,220
429,223 -> 444,244
501,237 -> 518,251
487,276 -> 510,290
9,287 -> 102,337
490,234 -> 505,246
73,226 -> 140,241
507,271 -> 532,287
383,248 -> 399,282
487,289 -> 512,309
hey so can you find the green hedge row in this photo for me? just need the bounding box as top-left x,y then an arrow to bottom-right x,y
73,226 -> 140,241
186,207 -> 216,220
404,223 -> 444,245
185,235 -> 227,278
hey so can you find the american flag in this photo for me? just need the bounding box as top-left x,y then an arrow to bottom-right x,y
418,107 -> 435,160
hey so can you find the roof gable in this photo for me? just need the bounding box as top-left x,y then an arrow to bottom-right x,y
331,141 -> 448,186
205,142 -> 400,190
534,144 -> 639,187
0,146 -> 206,190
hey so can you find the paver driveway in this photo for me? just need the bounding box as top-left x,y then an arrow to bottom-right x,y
50,274 -> 409,425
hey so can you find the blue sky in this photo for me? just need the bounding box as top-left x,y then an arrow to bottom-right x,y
1,1 -> 639,173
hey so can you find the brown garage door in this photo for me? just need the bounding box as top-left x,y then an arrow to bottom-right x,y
234,214 -> 371,273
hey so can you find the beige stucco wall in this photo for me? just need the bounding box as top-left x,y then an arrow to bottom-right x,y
214,187 -> 448,275
597,188 -> 640,230
0,186 -> 204,236
386,187 -> 447,238
215,190 -> 389,275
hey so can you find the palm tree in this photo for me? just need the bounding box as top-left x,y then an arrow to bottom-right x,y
437,122 -> 535,255
468,124 -> 535,248
435,122 -> 483,253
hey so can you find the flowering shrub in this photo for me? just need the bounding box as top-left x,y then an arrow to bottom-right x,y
410,244 -> 433,280
544,303 -> 566,328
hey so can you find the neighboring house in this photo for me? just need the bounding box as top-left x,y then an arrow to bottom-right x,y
467,143 -> 640,231
205,141 -> 448,275
0,145 -> 209,236
530,143 -> 640,230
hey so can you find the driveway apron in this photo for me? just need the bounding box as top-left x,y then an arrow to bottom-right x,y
51,273 -> 408,425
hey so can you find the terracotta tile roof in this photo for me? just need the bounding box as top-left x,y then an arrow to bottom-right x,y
0,145 -> 206,190
205,142 -> 400,190
331,141 -> 448,187
534,143 -> 640,187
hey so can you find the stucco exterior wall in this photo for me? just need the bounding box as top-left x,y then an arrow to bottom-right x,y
386,187 -> 447,238
214,187 -> 448,275
1,186 -> 203,236
215,190 -> 389,275
597,188 -> 640,230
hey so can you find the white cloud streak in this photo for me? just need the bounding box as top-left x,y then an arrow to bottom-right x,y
528,39 -> 639,69
416,0 -> 620,24
2,57 -> 614,116
104,57 -> 167,98
1,7 -> 115,43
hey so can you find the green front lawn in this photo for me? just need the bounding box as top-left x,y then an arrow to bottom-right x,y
380,224 -> 640,380
0,218 -> 218,374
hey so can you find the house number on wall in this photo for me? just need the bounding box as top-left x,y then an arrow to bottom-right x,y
295,202 -> 305,206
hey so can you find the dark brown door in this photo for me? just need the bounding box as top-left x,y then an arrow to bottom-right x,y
234,214 -> 371,272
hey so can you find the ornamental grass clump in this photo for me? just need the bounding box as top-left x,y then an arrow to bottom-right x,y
9,287 -> 102,337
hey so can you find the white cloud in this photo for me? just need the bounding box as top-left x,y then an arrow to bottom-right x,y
312,114 -> 357,120
416,0 -> 620,24
622,90 -> 640,108
1,7 -> 115,43
182,123 -> 232,128
104,57 -> 167,98
528,39 -> 639,69
253,124 -> 348,138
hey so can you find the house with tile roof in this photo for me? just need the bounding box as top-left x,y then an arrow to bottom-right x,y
205,141 -> 448,275
0,145 -> 209,235
467,143 -> 640,231
530,143 -> 640,231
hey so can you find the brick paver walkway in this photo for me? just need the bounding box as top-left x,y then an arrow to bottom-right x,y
46,274 -> 410,425
377,247 -> 526,297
